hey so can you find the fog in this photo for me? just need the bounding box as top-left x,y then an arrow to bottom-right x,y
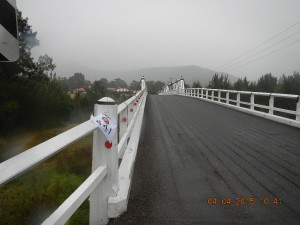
17,0 -> 300,81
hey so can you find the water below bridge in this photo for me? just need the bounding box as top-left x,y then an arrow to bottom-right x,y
110,95 -> 300,225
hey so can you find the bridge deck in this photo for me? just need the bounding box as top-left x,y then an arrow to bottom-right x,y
110,95 -> 300,225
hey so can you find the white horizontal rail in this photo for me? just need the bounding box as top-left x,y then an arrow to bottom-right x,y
108,91 -> 147,218
118,90 -> 142,114
0,120 -> 97,186
0,77 -> 147,225
118,94 -> 145,158
179,87 -> 300,128
42,166 -> 107,225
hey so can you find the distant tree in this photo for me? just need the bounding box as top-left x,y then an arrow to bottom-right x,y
68,73 -> 86,90
36,54 -> 56,80
278,72 -> 300,95
208,73 -> 232,89
256,73 -> 277,92
184,83 -> 191,88
146,81 -> 165,94
0,11 -> 73,135
233,77 -> 249,91
129,80 -> 140,90
92,78 -> 108,96
192,81 -> 202,88
108,78 -> 128,89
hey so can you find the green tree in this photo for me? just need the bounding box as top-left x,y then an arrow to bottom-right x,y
192,81 -> 202,88
233,77 -> 249,91
108,78 -> 128,89
278,72 -> 300,95
146,80 -> 165,94
208,73 -> 232,89
256,73 -> 277,92
129,80 -> 140,90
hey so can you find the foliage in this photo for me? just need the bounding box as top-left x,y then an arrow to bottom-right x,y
208,73 -> 232,89
192,81 -> 202,88
0,11 -> 73,136
256,73 -> 277,92
0,126 -> 92,225
233,77 -> 249,91
108,78 -> 128,89
57,72 -> 91,92
129,80 -> 140,90
146,80 -> 165,94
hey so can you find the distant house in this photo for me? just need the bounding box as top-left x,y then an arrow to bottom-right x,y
116,88 -> 131,93
107,88 -> 117,92
73,88 -> 86,93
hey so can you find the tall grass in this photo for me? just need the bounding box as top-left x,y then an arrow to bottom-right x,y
0,125 -> 92,225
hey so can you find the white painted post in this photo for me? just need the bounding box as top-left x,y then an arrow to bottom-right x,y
128,100 -> 134,124
119,107 -> 128,139
212,90 -> 214,101
90,97 -> 119,225
206,89 -> 208,99
296,97 -> 300,121
237,92 -> 240,107
250,93 -> 255,110
197,89 -> 199,97
218,91 -> 221,102
201,89 -> 203,98
269,95 -> 274,115
226,91 -> 229,104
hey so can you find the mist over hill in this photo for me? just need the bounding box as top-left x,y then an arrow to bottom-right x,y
55,63 -> 237,86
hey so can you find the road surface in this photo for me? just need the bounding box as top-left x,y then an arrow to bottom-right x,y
110,95 -> 300,225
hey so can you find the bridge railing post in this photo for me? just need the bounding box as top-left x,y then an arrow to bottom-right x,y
218,90 -> 221,102
119,105 -> 128,140
250,93 -> 255,110
201,89 -> 203,98
212,90 -> 214,101
237,92 -> 240,107
226,91 -> 229,104
296,97 -> 300,121
269,95 -> 274,115
197,89 -> 199,97
90,97 -> 119,225
206,89 -> 208,99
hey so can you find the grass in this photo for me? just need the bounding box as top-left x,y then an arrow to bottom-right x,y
0,124 -> 93,225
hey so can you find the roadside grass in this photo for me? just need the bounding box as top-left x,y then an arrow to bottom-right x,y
0,124 -> 92,225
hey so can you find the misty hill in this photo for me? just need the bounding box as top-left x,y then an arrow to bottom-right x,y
119,65 -> 237,86
55,63 -> 237,86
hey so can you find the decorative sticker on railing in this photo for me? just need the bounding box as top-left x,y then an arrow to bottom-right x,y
90,113 -> 117,142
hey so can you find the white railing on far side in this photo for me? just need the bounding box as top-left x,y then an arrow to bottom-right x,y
180,87 -> 300,128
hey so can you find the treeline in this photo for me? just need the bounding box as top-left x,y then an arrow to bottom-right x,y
190,72 -> 300,117
0,11 -> 165,137
191,72 -> 300,95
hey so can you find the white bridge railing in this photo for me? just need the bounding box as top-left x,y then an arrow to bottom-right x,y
0,78 -> 147,225
180,88 -> 300,128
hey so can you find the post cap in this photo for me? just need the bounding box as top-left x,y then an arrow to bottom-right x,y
141,76 -> 145,79
97,97 -> 116,105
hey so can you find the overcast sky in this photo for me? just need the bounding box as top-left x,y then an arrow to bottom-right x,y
17,0 -> 300,80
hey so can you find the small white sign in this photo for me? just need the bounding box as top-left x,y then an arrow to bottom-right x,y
90,113 -> 117,142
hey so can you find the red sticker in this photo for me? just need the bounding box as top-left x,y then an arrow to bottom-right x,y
105,141 -> 112,149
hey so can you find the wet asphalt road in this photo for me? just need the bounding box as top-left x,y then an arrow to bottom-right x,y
109,95 -> 300,225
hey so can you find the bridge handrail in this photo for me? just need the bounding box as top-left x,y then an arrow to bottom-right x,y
0,81 -> 147,224
189,88 -> 299,99
178,87 -> 300,128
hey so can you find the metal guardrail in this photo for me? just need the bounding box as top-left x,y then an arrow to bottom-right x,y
0,79 -> 147,225
179,88 -> 300,128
